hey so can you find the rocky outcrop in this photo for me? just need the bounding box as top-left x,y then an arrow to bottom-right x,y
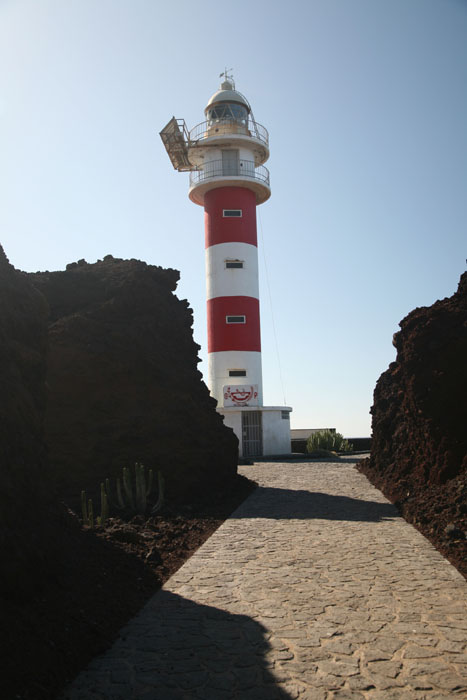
30,256 -> 238,506
0,247 -> 240,699
0,246 -> 48,489
359,272 -> 467,576
0,245 -> 51,596
368,272 -> 467,490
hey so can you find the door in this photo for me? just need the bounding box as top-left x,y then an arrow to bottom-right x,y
242,411 -> 263,457
222,149 -> 239,176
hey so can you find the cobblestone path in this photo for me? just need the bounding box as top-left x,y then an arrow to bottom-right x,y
63,460 -> 467,699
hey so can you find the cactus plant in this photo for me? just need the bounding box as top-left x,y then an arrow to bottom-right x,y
87,498 -> 94,528
136,463 -> 153,513
80,490 -> 95,528
81,464 -> 162,524
97,482 -> 109,526
306,430 -> 353,454
122,466 -> 135,511
81,487 -> 107,528
151,471 -> 165,514
113,464 -> 155,515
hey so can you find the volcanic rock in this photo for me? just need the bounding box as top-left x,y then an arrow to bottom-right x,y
30,256 -> 238,507
0,247 -> 245,700
444,523 -> 465,540
0,245 -> 51,596
359,272 -> 467,576
367,272 -> 467,492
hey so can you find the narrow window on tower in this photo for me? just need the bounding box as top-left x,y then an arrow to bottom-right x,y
229,370 -> 247,377
223,209 -> 242,217
225,259 -> 244,269
281,411 -> 290,420
226,315 -> 246,324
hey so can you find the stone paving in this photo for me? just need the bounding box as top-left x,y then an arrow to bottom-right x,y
63,459 -> 467,699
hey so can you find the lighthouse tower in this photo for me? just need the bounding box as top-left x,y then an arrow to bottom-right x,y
161,76 -> 292,457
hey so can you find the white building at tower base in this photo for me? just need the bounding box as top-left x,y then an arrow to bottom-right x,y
220,405 -> 292,459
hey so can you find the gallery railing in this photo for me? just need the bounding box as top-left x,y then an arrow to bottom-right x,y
189,118 -> 269,146
189,159 -> 270,188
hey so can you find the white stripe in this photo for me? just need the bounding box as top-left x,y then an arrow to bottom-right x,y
206,242 -> 259,301
207,350 -> 263,407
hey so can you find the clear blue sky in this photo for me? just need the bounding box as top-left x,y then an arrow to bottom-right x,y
1,0 -> 466,436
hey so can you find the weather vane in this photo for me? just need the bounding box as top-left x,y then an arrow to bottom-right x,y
219,68 -> 235,88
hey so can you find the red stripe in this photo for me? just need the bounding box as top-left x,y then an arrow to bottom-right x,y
207,296 -> 261,352
204,187 -> 257,248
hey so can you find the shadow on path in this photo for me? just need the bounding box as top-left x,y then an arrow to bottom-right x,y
63,590 -> 294,700
229,487 -> 398,522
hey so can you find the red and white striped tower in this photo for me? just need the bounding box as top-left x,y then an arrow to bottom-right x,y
190,78 -> 269,407
161,76 -> 292,457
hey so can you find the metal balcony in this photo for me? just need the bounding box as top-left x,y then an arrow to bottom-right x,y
189,159 -> 270,188
159,117 -> 192,171
189,118 -> 269,146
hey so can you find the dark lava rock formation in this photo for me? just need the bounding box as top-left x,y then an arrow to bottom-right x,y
30,255 -> 238,506
0,244 -> 51,597
1,248 -> 241,699
0,245 -> 96,696
359,272 -> 467,576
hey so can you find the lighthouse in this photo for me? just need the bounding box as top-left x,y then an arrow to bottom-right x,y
161,75 -> 292,457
